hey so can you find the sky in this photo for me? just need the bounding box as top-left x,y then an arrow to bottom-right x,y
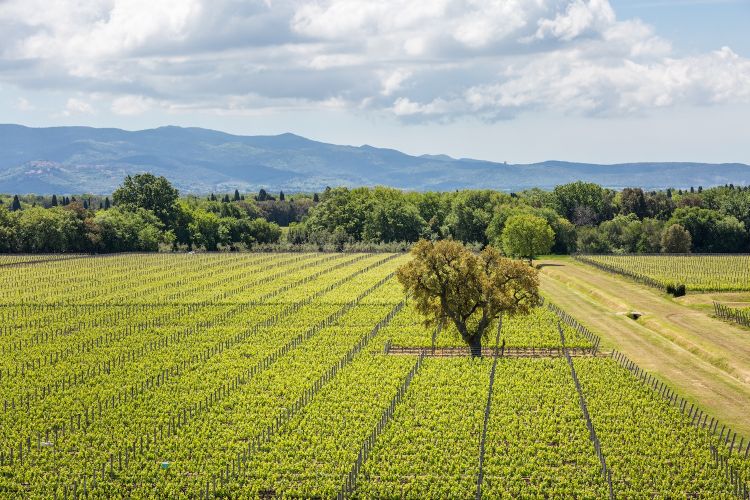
0,0 -> 748,165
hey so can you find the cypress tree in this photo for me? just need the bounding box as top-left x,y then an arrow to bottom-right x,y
313,193 -> 319,202
233,189 -> 240,201
222,194 -> 230,203
104,197 -> 111,209
210,193 -> 217,201
10,195 -> 21,211
279,191 -> 285,201
51,194 -> 58,206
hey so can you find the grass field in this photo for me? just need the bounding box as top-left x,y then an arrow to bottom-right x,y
0,253 -> 747,497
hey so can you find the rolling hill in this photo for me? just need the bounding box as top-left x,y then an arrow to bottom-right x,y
1,124 -> 748,194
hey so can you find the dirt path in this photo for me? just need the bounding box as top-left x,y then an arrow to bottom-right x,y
538,257 -> 750,436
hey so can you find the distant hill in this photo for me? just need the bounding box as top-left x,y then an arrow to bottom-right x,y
1,124 -> 748,194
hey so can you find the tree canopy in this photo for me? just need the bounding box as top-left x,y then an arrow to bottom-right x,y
397,240 -> 540,356
661,224 -> 692,253
501,214 -> 555,263
112,173 -> 179,228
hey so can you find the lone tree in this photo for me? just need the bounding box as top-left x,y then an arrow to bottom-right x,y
397,240 -> 540,357
501,214 -> 554,264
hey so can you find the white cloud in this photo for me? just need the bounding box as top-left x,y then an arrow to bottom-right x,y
63,97 -> 94,115
14,97 -> 34,111
534,0 -> 615,41
111,95 -> 154,115
0,0 -> 748,122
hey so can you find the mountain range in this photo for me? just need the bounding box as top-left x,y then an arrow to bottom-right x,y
1,124 -> 748,194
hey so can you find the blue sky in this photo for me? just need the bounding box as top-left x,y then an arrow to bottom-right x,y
1,0 -> 748,165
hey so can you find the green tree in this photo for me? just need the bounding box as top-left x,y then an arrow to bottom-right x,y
17,207 -> 82,252
409,191 -> 450,239
0,206 -> 19,252
189,210 -> 229,251
553,182 -> 614,226
363,188 -> 426,242
668,207 -> 747,252
445,190 -> 505,244
487,205 -> 575,254
661,224 -> 692,253
304,187 -> 373,241
644,192 -> 675,220
619,188 -> 647,219
233,189 -> 241,202
576,226 -> 613,254
397,240 -> 540,357
94,207 -> 169,252
112,174 -> 179,227
232,218 -> 282,247
501,215 -> 554,264
10,195 -> 21,211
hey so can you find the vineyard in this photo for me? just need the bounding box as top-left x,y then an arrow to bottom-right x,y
0,253 -> 748,498
575,254 -> 750,292
714,303 -> 750,329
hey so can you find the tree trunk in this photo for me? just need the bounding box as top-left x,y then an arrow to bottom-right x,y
468,335 -> 482,358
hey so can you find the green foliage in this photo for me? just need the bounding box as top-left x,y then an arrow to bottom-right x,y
362,188 -> 426,243
10,194 -> 21,211
0,254 -> 744,498
112,173 -> 179,228
665,282 -> 687,297
304,187 -> 374,241
93,207 -> 169,252
0,205 -> 20,252
500,214 -> 554,262
1,176 -> 748,254
357,358 -> 490,498
553,181 -> 614,226
188,209 -> 229,251
668,207 -> 747,253
579,254 -> 750,291
661,224 -> 692,253
576,358 -> 737,496
444,190 -> 506,244
17,206 -> 84,252
397,240 -> 540,353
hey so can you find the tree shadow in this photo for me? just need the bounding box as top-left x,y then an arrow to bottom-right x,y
536,263 -> 564,270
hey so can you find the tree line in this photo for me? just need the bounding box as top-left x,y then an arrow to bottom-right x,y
0,174 -> 284,253
1,175 -> 749,254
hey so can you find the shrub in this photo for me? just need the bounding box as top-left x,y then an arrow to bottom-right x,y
666,282 -> 686,297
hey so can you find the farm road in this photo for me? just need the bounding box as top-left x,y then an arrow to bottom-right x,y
538,257 -> 750,437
